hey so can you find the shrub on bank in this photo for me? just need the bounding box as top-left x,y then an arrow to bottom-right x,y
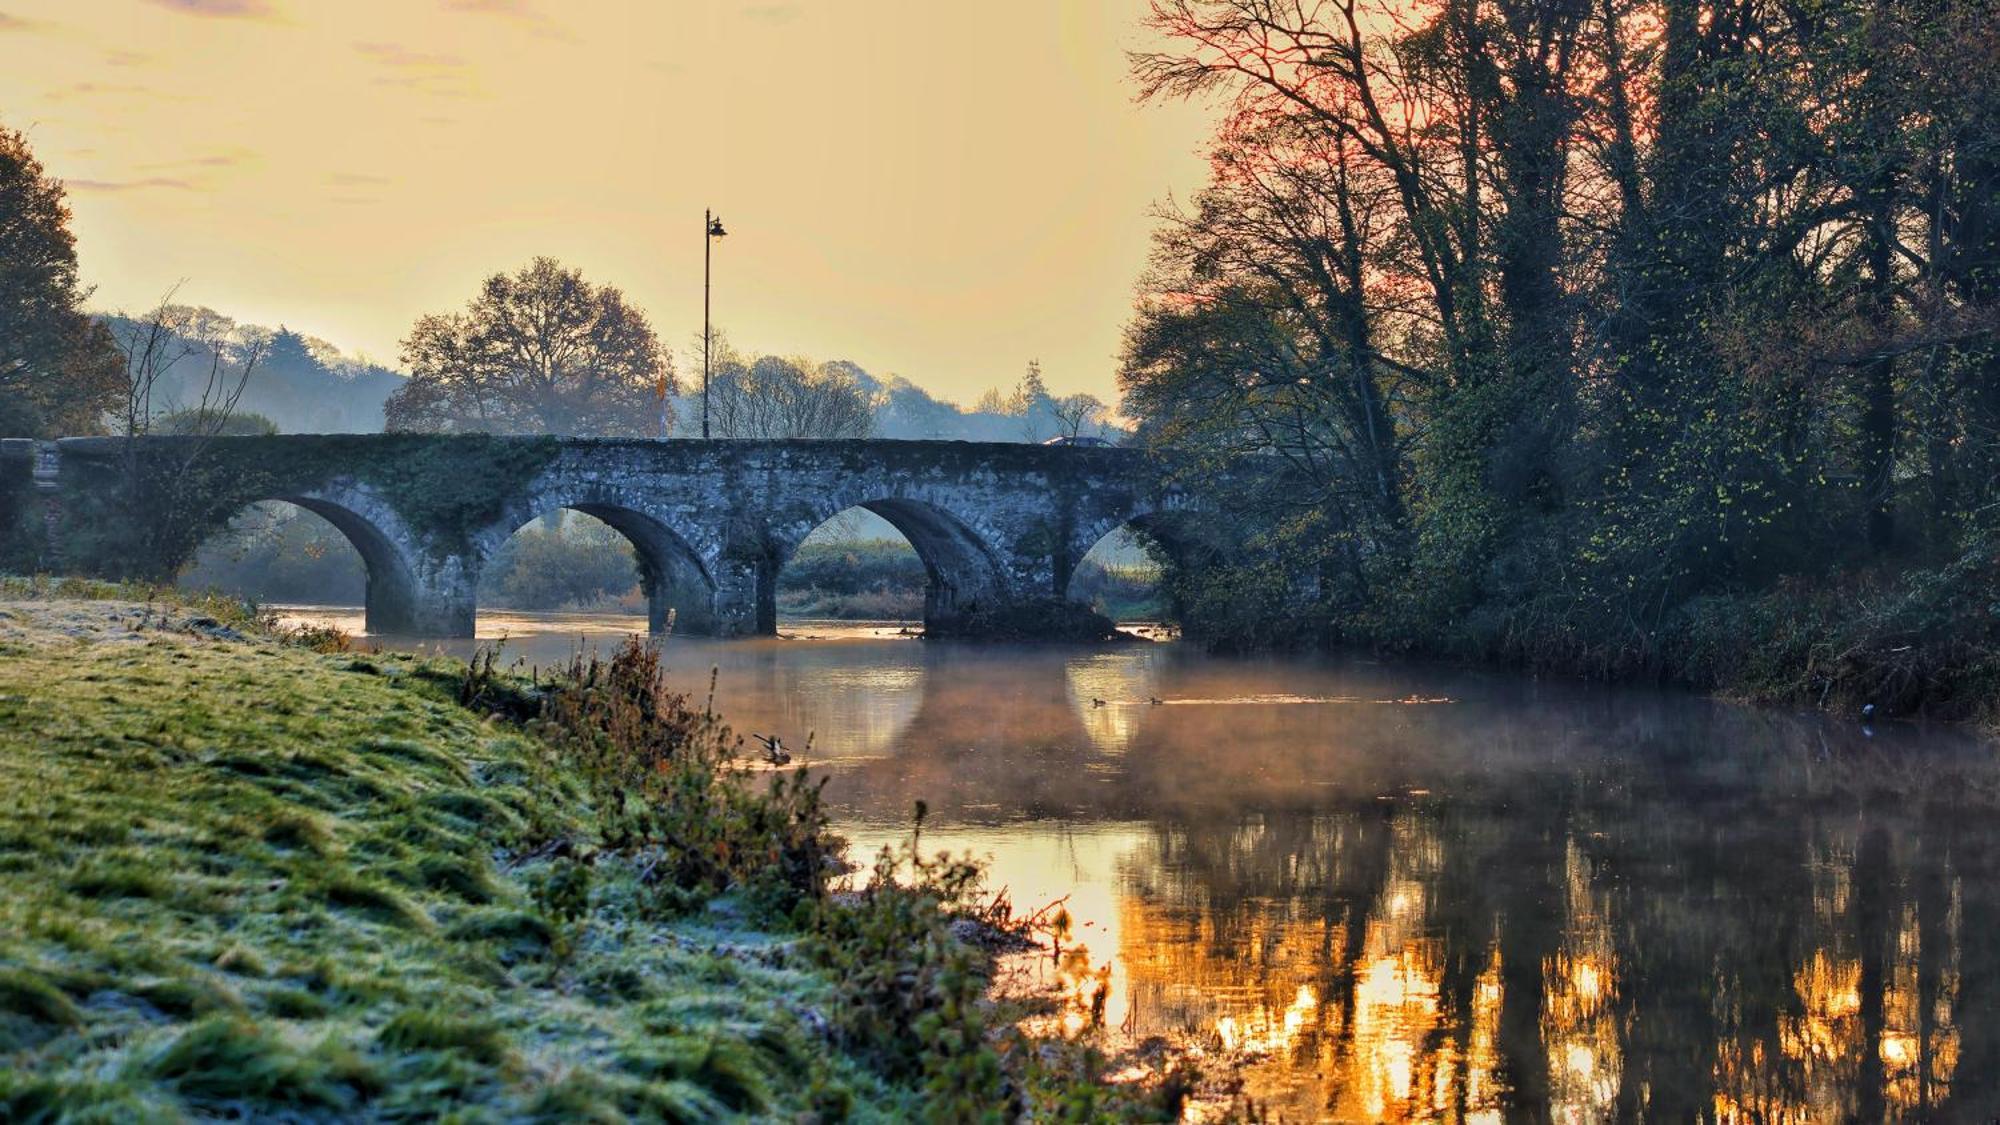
1436,527 -> 2000,720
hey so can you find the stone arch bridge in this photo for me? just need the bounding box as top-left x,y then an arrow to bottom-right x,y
6,435 -> 1198,637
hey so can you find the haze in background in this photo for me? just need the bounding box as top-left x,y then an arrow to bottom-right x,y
0,0 -> 1213,403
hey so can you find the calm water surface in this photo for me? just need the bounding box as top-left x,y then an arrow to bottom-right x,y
278,606 -> 2000,1121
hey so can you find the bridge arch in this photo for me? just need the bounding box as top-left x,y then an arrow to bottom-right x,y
183,486 -> 427,634
471,490 -> 719,635
1066,509 -> 1192,579
765,496 -> 1013,635
1061,508 -> 1210,622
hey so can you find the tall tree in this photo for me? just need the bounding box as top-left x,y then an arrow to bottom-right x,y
385,257 -> 670,436
1126,0 -> 2000,651
0,123 -> 123,437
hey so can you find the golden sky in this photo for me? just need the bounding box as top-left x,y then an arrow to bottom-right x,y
1,0 -> 1214,403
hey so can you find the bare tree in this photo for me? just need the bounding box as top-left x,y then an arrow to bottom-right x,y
113,286 -> 261,440
1047,392 -> 1109,441
109,287 -> 265,577
709,351 -> 874,439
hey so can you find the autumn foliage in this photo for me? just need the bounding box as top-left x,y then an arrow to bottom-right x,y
1124,0 -> 2000,713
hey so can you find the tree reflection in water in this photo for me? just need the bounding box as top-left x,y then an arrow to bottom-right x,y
270,610 -> 1995,1120
803,645 -> 1990,1120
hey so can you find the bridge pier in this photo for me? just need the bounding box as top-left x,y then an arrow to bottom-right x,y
753,557 -> 779,635
376,559 -> 475,637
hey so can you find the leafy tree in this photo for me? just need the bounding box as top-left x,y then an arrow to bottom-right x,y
385,257 -> 671,436
0,122 -> 123,436
1018,358 -> 1049,405
873,375 -> 964,438
1125,0 -> 2000,674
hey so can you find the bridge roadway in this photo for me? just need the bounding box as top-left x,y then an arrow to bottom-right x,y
3,435 -> 1190,637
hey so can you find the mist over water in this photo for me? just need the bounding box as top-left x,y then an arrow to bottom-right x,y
280,606 -> 1998,1120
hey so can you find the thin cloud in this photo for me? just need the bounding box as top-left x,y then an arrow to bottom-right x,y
144,0 -> 278,17
326,171 -> 390,186
442,0 -> 574,42
0,11 -> 46,32
354,41 -> 478,97
139,149 -> 255,171
103,49 -> 153,67
743,4 -> 801,23
353,41 -> 462,69
45,82 -> 156,102
66,176 -> 195,193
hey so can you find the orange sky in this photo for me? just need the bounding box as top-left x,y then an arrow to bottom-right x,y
1,0 -> 1214,404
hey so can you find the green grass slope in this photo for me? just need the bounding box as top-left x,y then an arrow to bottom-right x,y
0,587 -> 903,1121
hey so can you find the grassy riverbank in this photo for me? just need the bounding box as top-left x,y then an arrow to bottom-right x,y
0,578 -> 1187,1121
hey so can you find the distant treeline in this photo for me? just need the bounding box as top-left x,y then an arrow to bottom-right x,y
66,305 -> 1114,444
89,310 -> 403,435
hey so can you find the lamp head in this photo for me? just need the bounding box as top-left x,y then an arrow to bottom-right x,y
708,216 -> 728,238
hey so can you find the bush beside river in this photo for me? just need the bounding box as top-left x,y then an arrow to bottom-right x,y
0,578 -> 1192,1120
1167,525 -> 2000,725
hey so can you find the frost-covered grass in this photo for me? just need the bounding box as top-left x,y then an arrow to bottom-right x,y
0,588 -> 908,1121
0,580 -> 1198,1121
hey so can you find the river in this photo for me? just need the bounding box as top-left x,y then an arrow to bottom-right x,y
276,605 -> 1998,1121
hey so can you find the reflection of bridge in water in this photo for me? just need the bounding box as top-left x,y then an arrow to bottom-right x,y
8,435 -> 1205,637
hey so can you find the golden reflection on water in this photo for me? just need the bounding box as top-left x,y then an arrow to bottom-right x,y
1065,652 -> 1159,753
1712,831 -> 1965,1123
276,607 -> 1993,1121
1544,840 -> 1619,1121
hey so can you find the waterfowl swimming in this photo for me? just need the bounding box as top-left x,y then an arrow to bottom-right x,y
1091,697 -> 1106,708
750,734 -> 792,765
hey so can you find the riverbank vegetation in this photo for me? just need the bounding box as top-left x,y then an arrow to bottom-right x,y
0,579 -> 1190,1120
1125,0 -> 2000,719
777,539 -> 928,621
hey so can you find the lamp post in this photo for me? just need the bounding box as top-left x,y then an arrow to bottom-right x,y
702,209 -> 727,439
